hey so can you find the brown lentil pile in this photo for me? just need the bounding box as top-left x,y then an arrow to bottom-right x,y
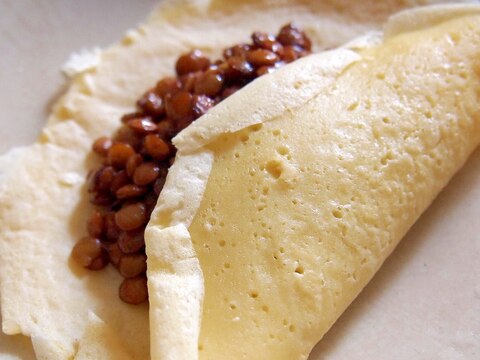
71,23 -> 312,305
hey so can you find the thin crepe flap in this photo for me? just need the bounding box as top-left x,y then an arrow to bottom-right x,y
145,225 -> 203,360
145,149 -> 213,360
173,49 -> 362,153
384,2 -> 480,38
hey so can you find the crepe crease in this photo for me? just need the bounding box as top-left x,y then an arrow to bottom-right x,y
0,0 -> 476,359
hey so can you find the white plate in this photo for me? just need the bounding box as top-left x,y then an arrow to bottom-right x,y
1,1 -> 479,359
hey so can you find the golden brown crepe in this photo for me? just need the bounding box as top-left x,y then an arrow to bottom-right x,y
0,1 -> 478,359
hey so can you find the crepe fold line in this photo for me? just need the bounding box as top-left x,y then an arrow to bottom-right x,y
149,5 -> 480,360
2,0 -> 442,359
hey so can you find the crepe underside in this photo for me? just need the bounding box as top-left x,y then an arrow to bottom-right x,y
148,4 -> 480,360
2,0 -> 450,359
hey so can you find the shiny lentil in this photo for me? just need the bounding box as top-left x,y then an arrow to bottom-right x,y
88,254 -> 109,271
137,91 -> 165,117
92,137 -> 112,156
110,170 -> 130,194
115,203 -> 147,231
116,184 -> 147,199
107,143 -> 135,169
118,230 -> 145,254
71,237 -> 103,268
107,242 -> 122,267
87,209 -> 104,238
154,77 -> 181,97
119,276 -> 148,305
175,50 -> 210,76
127,117 -> 158,135
246,49 -> 279,67
164,91 -> 193,120
104,212 -> 122,242
114,126 -> 143,150
144,134 -> 171,160
277,23 -> 312,50
133,162 -> 160,186
192,94 -> 214,118
96,166 -> 115,191
118,254 -> 147,278
194,69 -> 224,97
126,154 -> 143,177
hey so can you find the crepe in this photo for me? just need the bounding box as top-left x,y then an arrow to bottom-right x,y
3,0 -> 451,359
146,4 -> 480,360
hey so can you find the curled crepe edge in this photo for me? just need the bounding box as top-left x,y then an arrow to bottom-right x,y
62,48 -> 102,77
145,151 -> 213,360
150,3 -> 480,358
384,2 -> 480,39
145,225 -> 204,360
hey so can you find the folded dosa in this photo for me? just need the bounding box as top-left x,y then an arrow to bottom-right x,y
146,5 -> 480,359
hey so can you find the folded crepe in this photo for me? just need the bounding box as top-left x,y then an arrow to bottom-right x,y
0,1 -> 479,359
146,4 -> 480,360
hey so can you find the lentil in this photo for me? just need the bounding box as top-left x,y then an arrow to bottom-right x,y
96,166 -> 115,191
194,69 -> 224,97
110,170 -> 130,194
114,126 -> 143,150
92,137 -> 112,156
118,254 -> 147,278
175,50 -> 210,76
107,242 -> 122,266
115,202 -> 147,231
277,23 -> 312,51
71,237 -> 103,268
246,49 -> 279,67
119,276 -> 148,305
127,117 -> 158,135
88,254 -> 109,271
154,77 -> 181,97
144,134 -> 171,160
164,91 -> 193,121
107,143 -> 135,169
87,209 -> 104,238
118,230 -> 145,254
133,162 -> 160,186
116,184 -> 147,199
137,91 -> 165,117
126,154 -> 143,177
104,213 -> 122,242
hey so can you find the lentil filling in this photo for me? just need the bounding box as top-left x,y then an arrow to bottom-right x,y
71,23 -> 312,305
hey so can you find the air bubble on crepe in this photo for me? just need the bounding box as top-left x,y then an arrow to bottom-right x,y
265,160 -> 283,179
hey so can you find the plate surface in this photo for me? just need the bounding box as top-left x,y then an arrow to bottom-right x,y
0,1 -> 479,359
